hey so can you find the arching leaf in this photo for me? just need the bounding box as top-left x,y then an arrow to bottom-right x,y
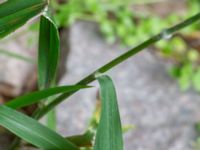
94,75 -> 123,150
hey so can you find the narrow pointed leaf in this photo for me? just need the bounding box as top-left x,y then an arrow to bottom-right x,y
38,8 -> 60,89
6,85 -> 90,109
38,8 -> 60,130
35,13 -> 200,119
94,75 -> 123,150
0,105 -> 79,150
0,0 -> 47,38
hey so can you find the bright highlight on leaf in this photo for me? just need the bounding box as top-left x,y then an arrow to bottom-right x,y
94,75 -> 123,150
0,105 -> 79,150
6,85 -> 90,109
0,0 -> 47,38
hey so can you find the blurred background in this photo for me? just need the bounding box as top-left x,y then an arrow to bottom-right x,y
0,0 -> 200,149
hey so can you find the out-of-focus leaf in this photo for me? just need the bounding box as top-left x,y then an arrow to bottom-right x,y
169,66 -> 181,79
6,85 -> 90,109
0,49 -> 34,63
94,75 -> 123,150
187,49 -> 199,62
193,69 -> 200,91
0,0 -> 47,38
47,109 -> 56,130
122,125 -> 135,133
64,98 -> 101,148
0,105 -> 79,150
178,64 -> 193,91
38,8 -> 60,89
66,131 -> 94,148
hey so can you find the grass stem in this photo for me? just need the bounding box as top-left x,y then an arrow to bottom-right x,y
34,12 -> 200,119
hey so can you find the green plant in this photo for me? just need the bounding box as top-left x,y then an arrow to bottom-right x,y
51,0 -> 200,92
0,0 -> 199,150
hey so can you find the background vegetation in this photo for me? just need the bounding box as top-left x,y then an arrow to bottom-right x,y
0,0 -> 199,150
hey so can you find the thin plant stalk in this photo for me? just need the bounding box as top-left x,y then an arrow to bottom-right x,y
33,12 -> 200,119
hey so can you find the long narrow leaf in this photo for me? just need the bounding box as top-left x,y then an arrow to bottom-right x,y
0,49 -> 34,63
35,12 -> 200,119
38,8 -> 60,89
38,8 -> 61,130
6,85 -> 90,109
94,75 -> 123,150
0,0 -> 47,38
0,105 -> 79,150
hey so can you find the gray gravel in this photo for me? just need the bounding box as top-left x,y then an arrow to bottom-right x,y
57,21 -> 200,150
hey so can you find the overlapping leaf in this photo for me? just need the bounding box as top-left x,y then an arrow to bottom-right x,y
0,105 -> 79,150
6,85 -> 90,109
0,0 -> 47,38
38,8 -> 60,89
94,75 -> 123,150
38,7 -> 61,129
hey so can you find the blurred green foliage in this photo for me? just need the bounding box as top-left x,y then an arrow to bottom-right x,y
51,0 -> 200,92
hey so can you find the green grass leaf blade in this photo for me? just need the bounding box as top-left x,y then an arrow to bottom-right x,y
38,8 -> 60,132
0,105 -> 79,150
34,12 -> 200,119
0,0 -> 47,38
6,85 -> 90,109
38,8 -> 60,89
94,75 -> 123,150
